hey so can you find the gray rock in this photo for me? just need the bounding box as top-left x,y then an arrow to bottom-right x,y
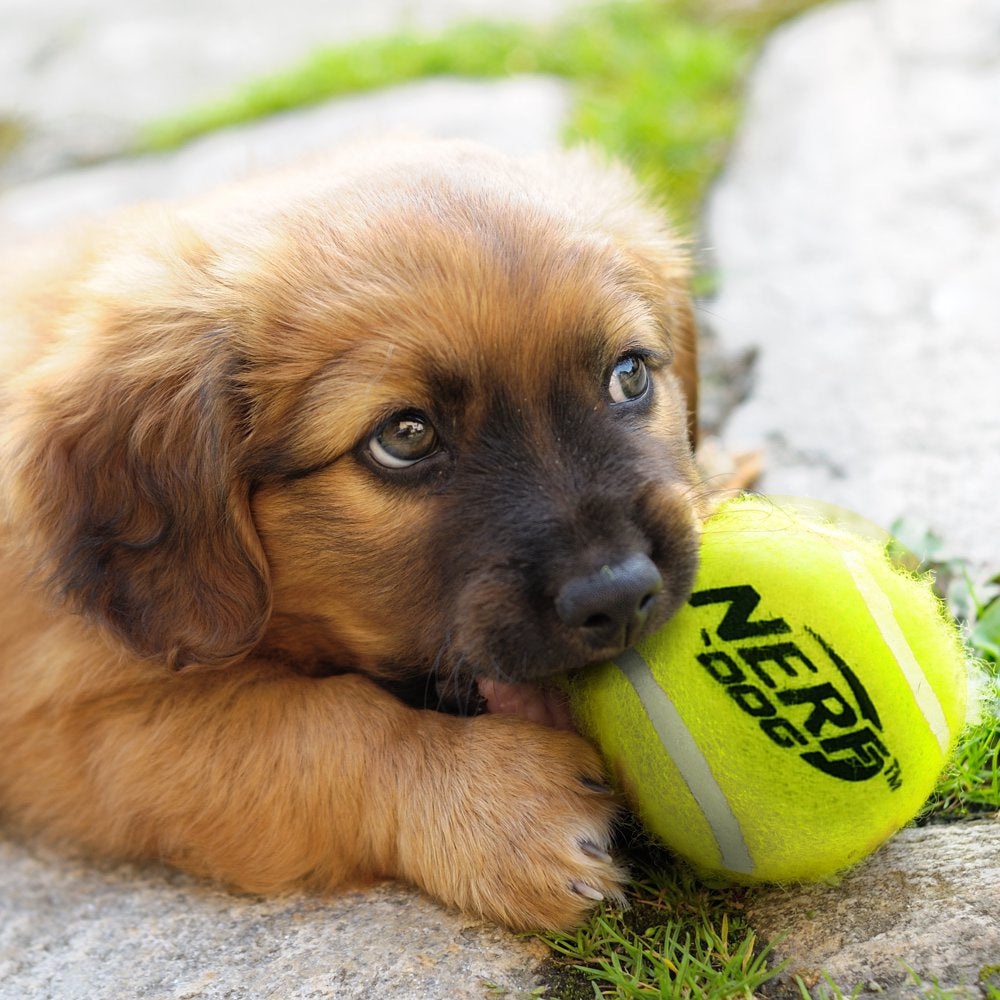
707,0 -> 1000,992
0,835 -> 548,1000
0,0 -> 584,183
0,75 -> 571,241
705,0 -> 1000,573
749,822 -> 1000,999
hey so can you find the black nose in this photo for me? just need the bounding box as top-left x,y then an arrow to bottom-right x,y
555,553 -> 663,651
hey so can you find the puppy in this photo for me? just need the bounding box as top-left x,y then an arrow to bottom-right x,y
0,139 -> 703,931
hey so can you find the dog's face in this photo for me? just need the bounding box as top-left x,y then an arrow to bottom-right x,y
8,142 -> 703,695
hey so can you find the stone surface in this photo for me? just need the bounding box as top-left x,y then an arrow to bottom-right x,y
0,836 -> 548,1000
705,0 -> 1000,993
0,0 -> 585,183
705,0 -> 1000,573
750,823 -> 1000,999
0,75 -> 571,241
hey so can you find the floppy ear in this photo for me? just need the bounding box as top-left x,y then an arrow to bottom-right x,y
3,230 -> 271,669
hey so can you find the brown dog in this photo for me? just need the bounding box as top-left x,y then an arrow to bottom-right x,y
0,139 -> 703,931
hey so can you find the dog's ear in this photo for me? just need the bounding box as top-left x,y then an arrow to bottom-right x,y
3,225 -> 271,669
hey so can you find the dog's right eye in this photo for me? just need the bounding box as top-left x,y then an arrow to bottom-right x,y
607,353 -> 651,405
368,412 -> 439,469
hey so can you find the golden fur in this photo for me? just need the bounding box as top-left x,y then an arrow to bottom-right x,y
0,139 -> 703,931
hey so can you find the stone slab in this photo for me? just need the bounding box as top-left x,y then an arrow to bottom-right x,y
0,0 -> 585,182
750,822 -> 1000,999
0,75 -> 570,241
704,0 -> 1000,572
0,836 -> 547,1000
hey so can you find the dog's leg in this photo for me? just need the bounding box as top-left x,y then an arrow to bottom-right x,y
1,664 -> 621,930
392,700 -> 625,929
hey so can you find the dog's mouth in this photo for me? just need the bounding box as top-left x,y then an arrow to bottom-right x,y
447,552 -> 694,729
476,676 -> 575,730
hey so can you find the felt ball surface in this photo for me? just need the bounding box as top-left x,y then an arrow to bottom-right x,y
566,495 -> 969,883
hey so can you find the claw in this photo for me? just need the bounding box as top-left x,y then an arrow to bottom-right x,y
579,840 -> 613,864
579,777 -> 613,795
570,880 -> 605,901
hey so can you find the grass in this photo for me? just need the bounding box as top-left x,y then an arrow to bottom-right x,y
0,115 -> 27,165
137,3 -> 998,996
892,521 -> 1000,823
139,0 -> 824,232
534,831 -> 782,999
980,965 -> 1000,1000
785,965 -> 992,1000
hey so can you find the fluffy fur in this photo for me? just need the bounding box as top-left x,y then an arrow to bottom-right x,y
0,139 -> 704,931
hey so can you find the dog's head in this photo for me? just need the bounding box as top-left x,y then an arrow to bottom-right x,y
5,141 -> 703,695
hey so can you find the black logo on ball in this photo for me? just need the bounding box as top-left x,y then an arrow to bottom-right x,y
690,586 -> 902,789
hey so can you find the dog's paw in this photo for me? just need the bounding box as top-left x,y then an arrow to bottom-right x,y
396,713 -> 626,931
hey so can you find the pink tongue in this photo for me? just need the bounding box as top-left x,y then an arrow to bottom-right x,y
476,677 -> 574,731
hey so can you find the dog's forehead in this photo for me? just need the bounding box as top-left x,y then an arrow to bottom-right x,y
250,154 -> 687,460
283,224 -> 667,464
324,235 -> 664,415
304,189 -> 669,382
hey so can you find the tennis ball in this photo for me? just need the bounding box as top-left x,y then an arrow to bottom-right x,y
566,495 -> 969,883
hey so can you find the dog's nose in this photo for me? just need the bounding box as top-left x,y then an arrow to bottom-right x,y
555,553 -> 663,651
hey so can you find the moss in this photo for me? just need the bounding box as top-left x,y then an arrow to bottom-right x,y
0,116 -> 27,163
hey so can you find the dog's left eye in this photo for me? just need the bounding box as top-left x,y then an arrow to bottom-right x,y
608,354 -> 650,404
369,412 -> 439,469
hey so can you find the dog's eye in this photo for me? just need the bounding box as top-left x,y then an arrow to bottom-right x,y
608,354 -> 650,404
369,412 -> 439,469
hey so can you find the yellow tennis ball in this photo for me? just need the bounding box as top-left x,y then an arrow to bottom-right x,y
566,495 -> 969,883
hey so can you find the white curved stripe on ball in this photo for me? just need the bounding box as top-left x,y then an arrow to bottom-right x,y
614,648 -> 754,874
838,547 -> 952,753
